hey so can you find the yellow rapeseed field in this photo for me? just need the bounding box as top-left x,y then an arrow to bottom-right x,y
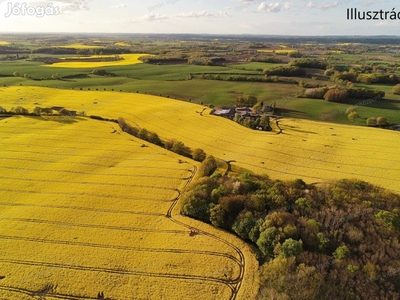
45,54 -> 151,68
54,43 -> 103,49
0,116 -> 259,299
115,42 -> 130,47
257,49 -> 298,54
1,86 -> 399,195
0,41 -> 9,45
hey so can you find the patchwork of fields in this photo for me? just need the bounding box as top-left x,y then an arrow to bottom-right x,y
0,117 -> 258,299
2,86 -> 399,194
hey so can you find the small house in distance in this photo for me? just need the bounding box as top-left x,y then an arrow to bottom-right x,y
212,106 -> 236,119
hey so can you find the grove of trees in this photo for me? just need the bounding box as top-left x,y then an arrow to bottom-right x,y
181,164 -> 400,300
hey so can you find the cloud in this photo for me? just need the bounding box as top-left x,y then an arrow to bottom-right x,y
138,13 -> 169,22
53,0 -> 95,12
111,4 -> 127,9
175,11 -> 230,18
254,1 -> 293,13
320,1 -> 338,11
306,1 -> 316,8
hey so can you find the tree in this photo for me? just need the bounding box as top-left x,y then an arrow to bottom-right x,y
0,106 -> 6,113
13,71 -> 19,77
333,245 -> 350,260
282,238 -> 303,258
348,111 -> 360,122
283,225 -> 298,239
199,156 -> 218,177
235,95 -> 258,107
11,106 -> 28,114
259,115 -> 271,130
137,128 -> 149,140
366,117 -> 377,126
33,106 -> 42,115
172,140 -> 190,156
252,102 -> 263,113
376,116 -> 388,127
209,204 -> 226,228
148,132 -> 161,145
192,148 -> 207,162
256,226 -> 279,260
324,88 -> 349,103
392,84 -> 400,95
317,232 -> 330,253
59,108 -> 70,116
232,211 -> 258,241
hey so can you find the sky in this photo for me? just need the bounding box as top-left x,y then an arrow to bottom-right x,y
0,0 -> 399,35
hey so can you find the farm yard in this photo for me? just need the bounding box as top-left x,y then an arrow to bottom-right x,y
0,117 -> 258,300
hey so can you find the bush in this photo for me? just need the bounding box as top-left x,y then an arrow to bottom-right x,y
324,88 -> 349,103
235,95 -> 258,107
366,117 -> 377,126
304,87 -> 328,99
264,65 -> 306,77
192,148 -> 207,162
376,116 -> 388,126
199,156 -> 218,177
289,58 -> 327,70
11,106 -> 29,114
392,84 -> 400,95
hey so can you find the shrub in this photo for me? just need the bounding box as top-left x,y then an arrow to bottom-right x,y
11,106 -> 29,114
199,156 -> 218,177
366,117 -> 377,126
376,116 -> 388,126
392,84 -> 400,95
304,87 -> 328,99
324,88 -> 349,103
192,148 -> 207,162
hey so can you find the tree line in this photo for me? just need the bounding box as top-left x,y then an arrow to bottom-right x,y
117,117 -> 206,162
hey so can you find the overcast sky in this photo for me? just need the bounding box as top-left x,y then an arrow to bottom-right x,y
0,0 -> 399,35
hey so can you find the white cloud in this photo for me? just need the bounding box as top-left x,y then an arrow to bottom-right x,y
306,1 -> 316,8
257,2 -> 281,13
320,1 -> 338,11
175,11 -> 230,18
111,4 -> 126,9
134,13 -> 169,22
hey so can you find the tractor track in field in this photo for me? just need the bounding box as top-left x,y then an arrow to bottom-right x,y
0,119 -> 248,300
0,163 -> 247,300
166,163 -> 247,300
0,218 -> 190,235
0,286 -> 95,300
0,188 -> 176,202
0,235 -> 241,264
1,165 -> 190,181
0,258 -> 242,288
0,175 -> 183,191
1,146 -> 193,166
